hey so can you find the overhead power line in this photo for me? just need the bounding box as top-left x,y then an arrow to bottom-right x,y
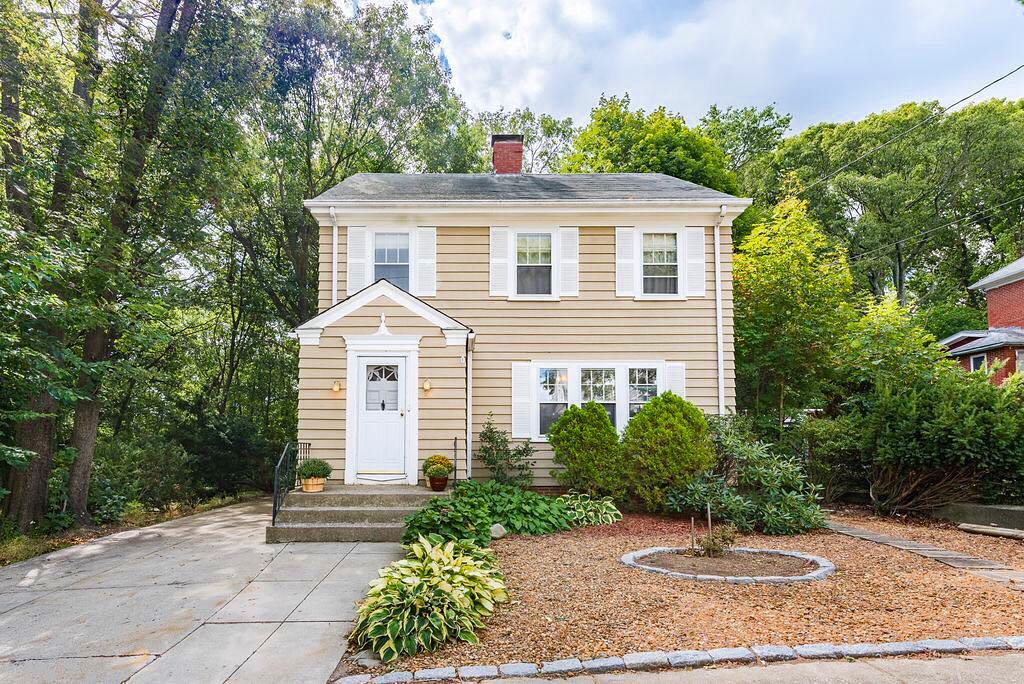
800,61 -> 1024,196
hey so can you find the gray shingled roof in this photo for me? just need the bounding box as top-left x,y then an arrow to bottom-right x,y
970,255 -> 1024,291
309,173 -> 741,203
947,327 -> 1024,356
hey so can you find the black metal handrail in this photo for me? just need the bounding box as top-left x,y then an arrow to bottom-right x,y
272,442 -> 310,526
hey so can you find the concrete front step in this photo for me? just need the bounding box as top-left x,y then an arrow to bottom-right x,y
275,506 -> 421,525
266,522 -> 406,543
285,484 -> 448,509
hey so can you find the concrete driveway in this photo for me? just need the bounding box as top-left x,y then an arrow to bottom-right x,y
0,499 -> 403,683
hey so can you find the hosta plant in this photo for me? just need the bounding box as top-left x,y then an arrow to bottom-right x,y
559,492 -> 623,527
455,480 -> 572,536
349,535 -> 508,662
401,495 -> 491,545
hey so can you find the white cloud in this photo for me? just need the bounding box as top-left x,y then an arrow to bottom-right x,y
387,0 -> 1024,131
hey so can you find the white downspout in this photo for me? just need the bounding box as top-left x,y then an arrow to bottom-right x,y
330,206 -> 339,305
714,204 -> 727,415
465,332 -> 476,478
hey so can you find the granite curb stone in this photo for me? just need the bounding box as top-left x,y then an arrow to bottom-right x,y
581,656 -> 625,673
539,658 -> 583,674
498,662 -> 538,677
959,636 -> 1010,650
1005,636 -> 1024,650
457,664 -> 499,679
839,642 -> 926,657
335,676 -> 372,684
621,546 -> 835,584
666,650 -> 713,668
371,672 -> 413,684
751,644 -> 797,661
413,666 -> 457,680
708,647 -> 756,663
793,643 -> 842,659
623,651 -> 669,670
917,639 -> 969,653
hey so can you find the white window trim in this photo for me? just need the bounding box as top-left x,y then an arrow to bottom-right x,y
970,353 -> 987,372
1017,349 -> 1024,374
525,361 -> 671,441
507,228 -> 561,301
634,228 -> 687,301
361,226 -> 434,297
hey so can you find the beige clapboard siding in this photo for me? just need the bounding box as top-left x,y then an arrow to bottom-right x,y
298,297 -> 468,481
303,224 -> 734,486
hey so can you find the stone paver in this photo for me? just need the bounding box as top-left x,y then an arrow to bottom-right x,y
0,499 -> 404,683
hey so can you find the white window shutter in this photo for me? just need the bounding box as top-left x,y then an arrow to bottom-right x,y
347,226 -> 369,294
559,226 -> 579,297
685,227 -> 706,296
615,227 -> 635,297
414,227 -> 436,296
490,227 -> 510,296
665,363 -> 686,398
511,362 -> 533,438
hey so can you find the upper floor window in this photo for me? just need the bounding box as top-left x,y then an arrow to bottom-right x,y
516,233 -> 552,295
970,354 -> 987,372
374,232 -> 410,291
642,233 -> 678,295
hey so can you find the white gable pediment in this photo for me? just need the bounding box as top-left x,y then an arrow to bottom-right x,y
293,279 -> 470,347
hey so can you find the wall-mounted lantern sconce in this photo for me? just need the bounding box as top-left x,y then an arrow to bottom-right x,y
331,380 -> 342,393
422,379 -> 432,392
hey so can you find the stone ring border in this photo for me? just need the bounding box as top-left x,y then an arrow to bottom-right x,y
620,546 -> 836,584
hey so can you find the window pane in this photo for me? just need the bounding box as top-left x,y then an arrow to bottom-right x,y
971,355 -> 986,372
539,403 -> 566,435
643,233 -> 677,264
375,264 -> 409,291
629,367 -> 658,416
581,368 -> 616,402
374,233 -> 409,264
516,233 -> 552,265
643,264 -> 678,277
643,276 -> 678,294
517,265 -> 552,295
365,364 -> 399,411
538,368 -> 568,402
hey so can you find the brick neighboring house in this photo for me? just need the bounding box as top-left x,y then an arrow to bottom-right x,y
941,255 -> 1024,383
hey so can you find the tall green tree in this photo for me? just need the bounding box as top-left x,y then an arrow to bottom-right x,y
734,197 -> 854,429
698,103 -> 791,177
559,94 -> 739,195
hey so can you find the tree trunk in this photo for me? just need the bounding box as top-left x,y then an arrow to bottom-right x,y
4,393 -> 59,531
67,326 -> 110,526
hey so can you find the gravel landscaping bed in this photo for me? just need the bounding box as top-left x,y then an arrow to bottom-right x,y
832,509 -> 1024,571
400,514 -> 1024,670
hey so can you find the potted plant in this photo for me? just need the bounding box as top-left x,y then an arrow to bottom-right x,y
296,458 -> 332,493
423,454 -> 453,491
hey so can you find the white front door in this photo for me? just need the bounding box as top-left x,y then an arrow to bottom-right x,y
356,356 -> 407,478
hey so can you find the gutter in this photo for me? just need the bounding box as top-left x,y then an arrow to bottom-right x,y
465,331 -> 476,478
714,204 -> 727,415
330,206 -> 339,305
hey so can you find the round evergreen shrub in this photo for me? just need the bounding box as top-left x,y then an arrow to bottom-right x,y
619,392 -> 715,512
547,401 -> 627,503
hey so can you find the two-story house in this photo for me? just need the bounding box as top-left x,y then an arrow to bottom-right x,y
292,135 -> 751,488
942,255 -> 1024,383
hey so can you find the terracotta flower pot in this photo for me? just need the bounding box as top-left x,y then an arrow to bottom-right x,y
300,477 -> 326,493
428,476 -> 448,492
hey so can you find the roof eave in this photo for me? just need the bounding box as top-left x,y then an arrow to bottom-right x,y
302,197 -> 754,215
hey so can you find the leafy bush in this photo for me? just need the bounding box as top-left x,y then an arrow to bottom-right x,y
793,413 -> 862,503
91,436 -> 194,508
350,534 -> 508,662
548,402 -> 626,501
693,524 -> 737,557
169,413 -> 278,496
619,392 -> 716,512
454,480 -> 571,536
667,433 -> 825,535
402,495 -> 491,545
422,454 -> 453,477
297,458 -> 332,480
476,413 -> 535,487
559,492 -> 623,526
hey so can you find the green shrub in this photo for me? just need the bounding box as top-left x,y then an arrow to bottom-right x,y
619,392 -> 716,512
402,495 -> 491,545
476,413 -> 535,487
547,402 -> 626,501
667,435 -> 825,535
693,524 -> 737,557
793,413 -> 862,503
91,436 -> 194,508
454,480 -> 571,536
296,458 -> 332,480
559,492 -> 623,526
349,534 -> 508,662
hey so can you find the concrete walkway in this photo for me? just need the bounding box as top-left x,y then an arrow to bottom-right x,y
490,652 -> 1024,683
0,499 -> 403,683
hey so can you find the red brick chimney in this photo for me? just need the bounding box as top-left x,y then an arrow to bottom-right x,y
491,134 -> 523,174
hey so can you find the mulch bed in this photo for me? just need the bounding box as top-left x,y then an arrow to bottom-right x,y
643,549 -> 814,577
401,514 -> 1024,669
832,508 -> 1024,571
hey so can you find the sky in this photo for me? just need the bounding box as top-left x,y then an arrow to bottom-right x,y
379,0 -> 1024,133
